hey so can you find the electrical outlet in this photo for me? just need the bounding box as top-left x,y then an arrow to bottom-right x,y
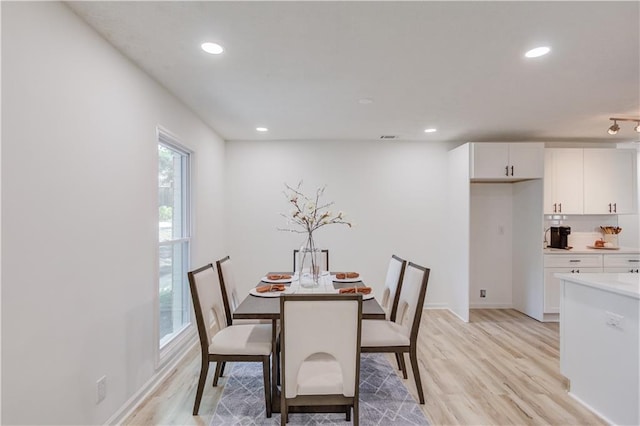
480,289 -> 486,298
605,311 -> 623,329
96,375 -> 107,404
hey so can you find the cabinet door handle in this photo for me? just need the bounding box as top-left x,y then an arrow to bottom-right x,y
576,269 -> 580,273
553,203 -> 557,213
558,203 -> 562,213
608,203 -> 612,213
505,165 -> 509,176
613,203 -> 617,213
629,260 -> 639,263
510,165 -> 514,176
569,259 -> 581,263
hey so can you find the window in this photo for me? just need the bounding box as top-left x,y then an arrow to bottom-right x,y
158,132 -> 191,349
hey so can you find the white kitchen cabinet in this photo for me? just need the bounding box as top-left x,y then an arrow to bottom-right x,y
604,267 -> 640,273
604,253 -> 640,273
543,253 -> 603,314
583,149 -> 637,214
544,267 -> 601,313
543,148 -> 583,214
470,143 -> 544,180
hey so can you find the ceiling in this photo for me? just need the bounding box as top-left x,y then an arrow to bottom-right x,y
67,1 -> 640,143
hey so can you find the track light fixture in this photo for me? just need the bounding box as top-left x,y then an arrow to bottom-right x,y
608,117 -> 640,135
608,120 -> 620,135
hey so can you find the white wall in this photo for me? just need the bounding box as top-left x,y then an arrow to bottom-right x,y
2,3 -> 225,424
224,139 -> 451,308
470,183 -> 513,307
446,144 -> 470,322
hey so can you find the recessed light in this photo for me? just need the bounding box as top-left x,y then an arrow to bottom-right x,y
424,128 -> 437,133
358,98 -> 374,105
525,46 -> 550,58
201,42 -> 224,55
256,127 -> 268,132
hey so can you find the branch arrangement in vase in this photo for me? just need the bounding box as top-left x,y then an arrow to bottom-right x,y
278,182 -> 352,235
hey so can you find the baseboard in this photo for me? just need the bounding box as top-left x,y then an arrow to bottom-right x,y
106,338 -> 198,425
424,302 -> 448,309
469,303 -> 513,309
567,391 -> 614,426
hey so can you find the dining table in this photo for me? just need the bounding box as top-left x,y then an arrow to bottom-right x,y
233,271 -> 386,413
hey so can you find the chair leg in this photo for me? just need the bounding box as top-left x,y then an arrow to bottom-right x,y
398,352 -> 408,379
262,357 -> 272,418
395,353 -> 403,371
409,348 -> 425,404
220,361 -> 227,377
345,406 -> 350,421
193,359 -> 209,415
212,361 -> 223,387
353,399 -> 359,426
280,400 -> 287,426
276,337 -> 281,386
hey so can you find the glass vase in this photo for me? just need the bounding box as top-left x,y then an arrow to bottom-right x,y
298,236 -> 320,288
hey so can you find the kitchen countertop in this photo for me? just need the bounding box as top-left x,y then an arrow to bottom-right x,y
544,246 -> 640,254
555,272 -> 640,299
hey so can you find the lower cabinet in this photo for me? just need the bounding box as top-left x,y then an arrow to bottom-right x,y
543,267 -> 601,313
543,252 -> 639,316
603,254 -> 640,273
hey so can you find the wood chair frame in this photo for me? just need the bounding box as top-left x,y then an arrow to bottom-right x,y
292,249 -> 329,272
188,263 -> 272,417
361,262 -> 430,404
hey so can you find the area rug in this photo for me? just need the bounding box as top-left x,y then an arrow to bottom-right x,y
210,353 -> 429,425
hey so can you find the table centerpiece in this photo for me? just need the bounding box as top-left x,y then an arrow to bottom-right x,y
279,182 -> 352,287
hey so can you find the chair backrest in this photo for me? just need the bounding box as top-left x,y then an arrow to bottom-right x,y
380,254 -> 407,321
280,294 -> 362,399
188,263 -> 228,356
216,255 -> 240,326
293,249 -> 329,273
393,262 -> 430,343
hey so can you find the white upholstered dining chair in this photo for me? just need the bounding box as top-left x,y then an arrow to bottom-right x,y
379,254 -> 407,321
215,255 -> 272,382
360,261 -> 430,404
215,255 -> 243,326
188,263 -> 273,416
279,294 -> 363,425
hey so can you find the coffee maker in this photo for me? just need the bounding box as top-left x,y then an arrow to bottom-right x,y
550,226 -> 571,249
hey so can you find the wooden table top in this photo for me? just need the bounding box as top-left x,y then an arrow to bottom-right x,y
233,274 -> 386,320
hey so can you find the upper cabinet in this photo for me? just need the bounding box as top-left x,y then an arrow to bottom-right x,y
543,148 -> 637,215
583,149 -> 637,214
544,149 -> 584,214
470,143 -> 544,181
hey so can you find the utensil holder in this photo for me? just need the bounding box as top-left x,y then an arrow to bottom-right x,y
603,234 -> 619,247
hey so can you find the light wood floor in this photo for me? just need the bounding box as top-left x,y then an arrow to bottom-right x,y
123,309 -> 606,425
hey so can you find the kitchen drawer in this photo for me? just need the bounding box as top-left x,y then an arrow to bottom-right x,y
544,254 -> 602,268
603,254 -> 640,268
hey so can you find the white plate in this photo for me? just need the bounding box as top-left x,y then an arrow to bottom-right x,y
261,275 -> 294,283
249,286 -> 295,298
332,276 -> 362,283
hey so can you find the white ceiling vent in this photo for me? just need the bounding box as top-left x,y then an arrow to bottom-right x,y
379,135 -> 398,139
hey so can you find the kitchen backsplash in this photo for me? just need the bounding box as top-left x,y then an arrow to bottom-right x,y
544,214 -> 619,248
